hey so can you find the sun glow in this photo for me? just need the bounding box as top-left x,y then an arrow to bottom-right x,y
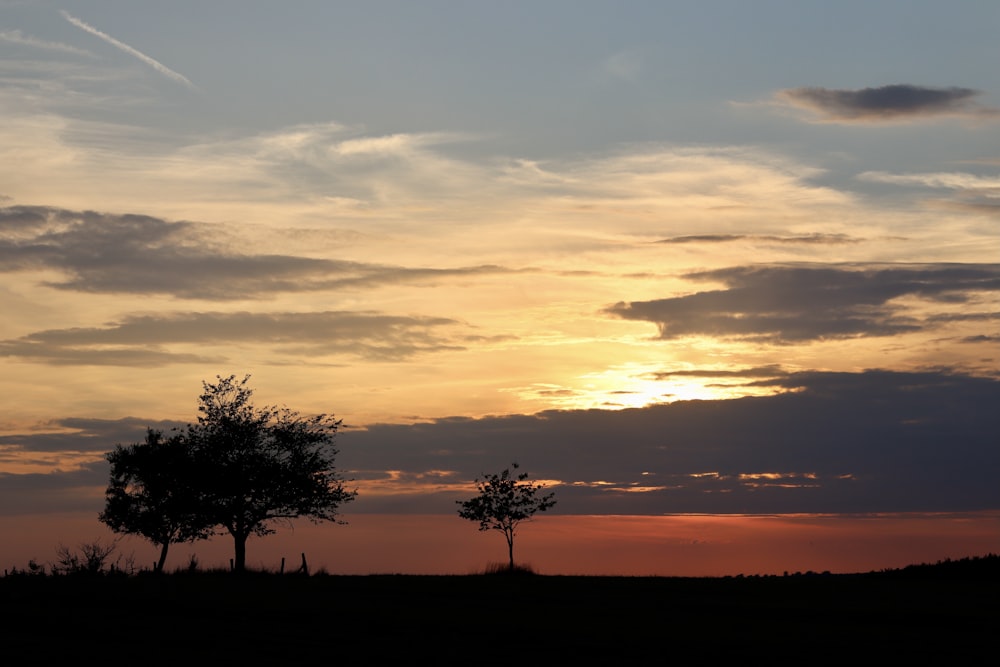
506,363 -> 782,411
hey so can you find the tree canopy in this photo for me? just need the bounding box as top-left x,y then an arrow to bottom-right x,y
100,374 -> 356,572
187,374 -> 356,572
100,428 -> 211,572
457,462 -> 556,571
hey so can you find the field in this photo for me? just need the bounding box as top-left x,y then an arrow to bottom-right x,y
2,557 -> 998,663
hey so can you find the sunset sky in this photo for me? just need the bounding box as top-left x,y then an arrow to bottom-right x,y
2,1 -> 999,576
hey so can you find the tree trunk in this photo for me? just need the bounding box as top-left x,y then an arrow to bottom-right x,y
156,542 -> 170,573
506,531 -> 515,571
233,533 -> 247,572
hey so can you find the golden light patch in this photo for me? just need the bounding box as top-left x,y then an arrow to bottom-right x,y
353,469 -> 469,497
613,485 -> 669,493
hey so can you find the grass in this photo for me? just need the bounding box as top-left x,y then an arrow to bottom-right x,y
2,555 -> 999,663
479,561 -> 537,575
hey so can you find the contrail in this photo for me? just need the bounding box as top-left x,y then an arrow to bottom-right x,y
60,10 -> 196,89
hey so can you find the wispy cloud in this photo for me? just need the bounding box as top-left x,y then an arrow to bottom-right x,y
0,104 -> 864,251
60,11 -> 195,89
858,170 -> 1000,219
0,29 -> 93,56
600,50 -> 642,82
648,365 -> 790,380
776,84 -> 999,123
859,171 -> 1000,192
656,233 -> 862,245
332,132 -> 462,156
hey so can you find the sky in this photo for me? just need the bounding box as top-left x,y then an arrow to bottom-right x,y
1,0 -> 999,576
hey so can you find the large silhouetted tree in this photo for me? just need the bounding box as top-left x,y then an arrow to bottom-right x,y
185,374 -> 356,572
100,428 -> 212,572
457,462 -> 556,571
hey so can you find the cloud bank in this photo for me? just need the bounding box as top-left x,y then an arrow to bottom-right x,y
3,370 -> 997,516
334,370 -> 1000,515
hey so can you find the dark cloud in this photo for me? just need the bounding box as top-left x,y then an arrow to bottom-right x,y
2,371 -> 998,515
605,263 -> 1000,342
0,418 -> 182,515
656,233 -> 861,245
927,312 -> 1000,325
0,311 -> 478,365
0,462 -> 107,516
0,346 -> 214,367
962,334 -> 1000,343
0,205 -> 512,299
0,417 -> 185,453
777,84 -> 997,122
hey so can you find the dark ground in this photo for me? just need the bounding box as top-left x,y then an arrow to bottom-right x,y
2,556 -> 998,664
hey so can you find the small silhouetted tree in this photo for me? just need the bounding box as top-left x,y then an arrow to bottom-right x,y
100,429 -> 212,572
457,462 -> 556,572
52,538 -> 124,575
186,374 -> 356,572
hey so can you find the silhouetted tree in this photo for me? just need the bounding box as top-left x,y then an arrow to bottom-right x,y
185,374 -> 356,572
457,462 -> 556,571
100,429 -> 211,572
